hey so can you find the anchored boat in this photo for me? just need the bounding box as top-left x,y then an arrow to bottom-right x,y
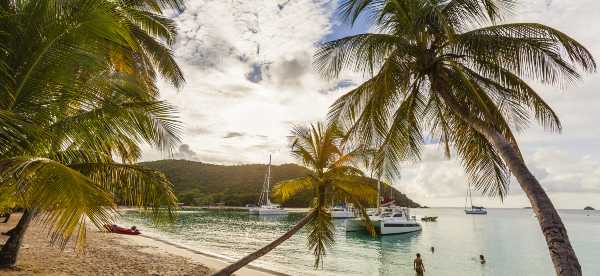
345,178 -> 421,235
464,183 -> 487,215
346,205 -> 421,235
330,205 -> 356,219
248,155 -> 288,216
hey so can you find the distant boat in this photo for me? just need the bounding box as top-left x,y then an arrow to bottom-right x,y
330,205 -> 355,219
248,155 -> 288,216
346,204 -> 421,235
465,206 -> 488,215
464,183 -> 487,215
584,206 -> 595,211
345,179 -> 421,234
421,216 -> 438,222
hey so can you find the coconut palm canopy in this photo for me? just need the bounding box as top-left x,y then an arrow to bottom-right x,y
315,0 -> 595,275
274,122 -> 377,267
0,0 -> 186,249
316,0 -> 595,197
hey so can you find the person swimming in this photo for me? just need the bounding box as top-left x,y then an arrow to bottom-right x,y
414,253 -> 425,275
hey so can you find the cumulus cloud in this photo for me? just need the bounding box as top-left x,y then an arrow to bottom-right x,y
142,0 -> 346,166
172,144 -> 199,160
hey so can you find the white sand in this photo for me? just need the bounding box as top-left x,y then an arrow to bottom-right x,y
118,233 -> 287,276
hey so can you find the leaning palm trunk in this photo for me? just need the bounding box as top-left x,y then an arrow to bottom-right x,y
0,210 -> 33,268
437,88 -> 580,275
212,210 -> 315,276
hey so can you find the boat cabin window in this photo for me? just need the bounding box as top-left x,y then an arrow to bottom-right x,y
393,214 -> 403,217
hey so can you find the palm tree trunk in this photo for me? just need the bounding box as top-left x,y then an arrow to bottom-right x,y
437,89 -> 581,276
0,210 -> 33,268
212,210 -> 315,276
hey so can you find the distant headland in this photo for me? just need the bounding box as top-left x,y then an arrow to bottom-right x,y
138,159 -> 421,208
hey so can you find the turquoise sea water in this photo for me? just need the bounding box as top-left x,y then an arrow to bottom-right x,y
122,208 -> 600,275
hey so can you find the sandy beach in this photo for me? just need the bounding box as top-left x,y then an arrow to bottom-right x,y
0,214 -> 280,276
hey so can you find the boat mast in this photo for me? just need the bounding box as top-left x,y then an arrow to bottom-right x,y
258,154 -> 272,207
464,184 -> 468,210
266,154 -> 272,205
377,176 -> 381,211
468,182 -> 473,208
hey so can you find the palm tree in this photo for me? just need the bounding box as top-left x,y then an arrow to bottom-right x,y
213,122 -> 377,276
315,1 -> 595,275
0,0 -> 186,267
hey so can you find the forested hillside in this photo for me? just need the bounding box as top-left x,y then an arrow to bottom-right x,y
139,159 -> 420,208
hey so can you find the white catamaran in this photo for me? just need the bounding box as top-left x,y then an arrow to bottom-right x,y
464,183 -> 487,215
248,155 -> 288,216
345,179 -> 421,234
330,204 -> 356,219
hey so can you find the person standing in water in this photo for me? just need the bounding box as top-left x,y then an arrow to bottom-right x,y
414,253 -> 425,275
480,255 -> 486,264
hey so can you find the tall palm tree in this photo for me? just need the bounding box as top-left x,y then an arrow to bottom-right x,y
213,122 -> 377,276
0,0 -> 186,267
315,1 -> 595,275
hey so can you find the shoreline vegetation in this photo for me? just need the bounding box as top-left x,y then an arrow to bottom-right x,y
139,159 -> 421,208
0,214 -> 280,276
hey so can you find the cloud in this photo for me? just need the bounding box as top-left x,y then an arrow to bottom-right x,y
526,149 -> 600,194
223,132 -> 245,139
187,126 -> 212,135
142,0 -> 343,165
172,144 -> 199,160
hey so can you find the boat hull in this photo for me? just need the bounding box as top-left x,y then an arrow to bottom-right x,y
331,210 -> 355,219
345,218 -> 422,235
465,209 -> 487,215
378,221 -> 422,235
249,208 -> 288,215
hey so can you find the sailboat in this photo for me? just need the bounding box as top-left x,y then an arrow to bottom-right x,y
464,183 -> 487,215
248,155 -> 288,216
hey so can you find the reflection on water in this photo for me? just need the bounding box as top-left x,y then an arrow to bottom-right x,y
122,208 -> 600,276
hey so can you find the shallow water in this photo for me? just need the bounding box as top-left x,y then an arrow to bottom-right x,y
122,208 -> 600,275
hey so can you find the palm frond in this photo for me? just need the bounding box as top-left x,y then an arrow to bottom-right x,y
336,0 -> 386,25
71,162 -> 178,222
0,158 -> 115,248
273,177 -> 314,202
305,206 -> 335,268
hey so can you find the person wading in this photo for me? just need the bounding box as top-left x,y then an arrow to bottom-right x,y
414,253 -> 426,275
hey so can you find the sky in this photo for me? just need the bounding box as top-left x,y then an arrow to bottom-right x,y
142,0 -> 600,209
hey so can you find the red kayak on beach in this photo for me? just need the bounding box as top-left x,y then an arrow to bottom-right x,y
106,224 -> 141,235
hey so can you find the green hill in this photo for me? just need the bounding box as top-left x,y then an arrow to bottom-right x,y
139,159 -> 420,208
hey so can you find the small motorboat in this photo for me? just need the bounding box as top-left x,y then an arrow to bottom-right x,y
421,216 -> 438,222
107,224 -> 141,235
